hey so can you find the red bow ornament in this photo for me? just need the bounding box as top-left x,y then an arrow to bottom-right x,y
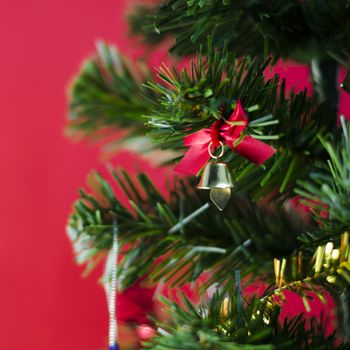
174,100 -> 276,175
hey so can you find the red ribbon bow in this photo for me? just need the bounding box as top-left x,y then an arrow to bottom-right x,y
174,100 -> 276,175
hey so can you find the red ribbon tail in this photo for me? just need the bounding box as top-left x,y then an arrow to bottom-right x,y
174,143 -> 211,175
231,136 -> 275,165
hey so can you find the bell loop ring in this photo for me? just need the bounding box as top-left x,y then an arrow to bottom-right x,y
208,141 -> 224,159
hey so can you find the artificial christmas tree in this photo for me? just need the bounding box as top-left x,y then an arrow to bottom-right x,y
67,1 -> 350,349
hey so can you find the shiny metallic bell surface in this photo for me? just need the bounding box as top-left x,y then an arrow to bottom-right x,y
197,162 -> 234,189
197,162 -> 234,211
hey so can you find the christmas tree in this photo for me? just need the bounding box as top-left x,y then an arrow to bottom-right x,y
66,1 -> 350,349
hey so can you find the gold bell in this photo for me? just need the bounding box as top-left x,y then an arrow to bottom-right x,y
197,142 -> 234,211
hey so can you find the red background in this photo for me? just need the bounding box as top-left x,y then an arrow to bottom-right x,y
0,1 -> 349,349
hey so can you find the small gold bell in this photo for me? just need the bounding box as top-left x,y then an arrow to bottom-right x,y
197,142 -> 234,211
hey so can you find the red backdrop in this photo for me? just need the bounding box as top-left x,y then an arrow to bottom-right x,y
0,1 -> 349,349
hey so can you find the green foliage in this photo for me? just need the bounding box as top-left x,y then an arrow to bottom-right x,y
296,117 -> 350,245
260,233 -> 350,312
144,293 -> 346,349
65,2 -> 350,348
67,41 -> 156,140
145,45 -> 323,198
130,0 -> 350,64
67,168 -> 315,290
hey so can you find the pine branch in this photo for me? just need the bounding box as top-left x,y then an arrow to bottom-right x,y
144,46 -> 327,199
296,117 -> 350,246
144,293 -> 346,350
255,231 -> 350,306
130,0 -> 350,64
67,41 -> 156,141
248,121 -> 350,318
291,119 -> 350,339
67,168 -> 315,290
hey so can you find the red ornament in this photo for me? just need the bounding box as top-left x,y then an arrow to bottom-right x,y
174,100 -> 275,176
